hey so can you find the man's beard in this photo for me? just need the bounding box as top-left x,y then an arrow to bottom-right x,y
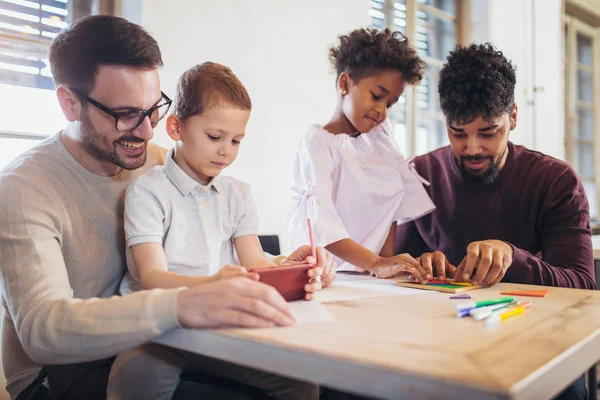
80,108 -> 147,171
456,147 -> 507,184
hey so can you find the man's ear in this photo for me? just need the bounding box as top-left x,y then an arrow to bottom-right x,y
509,104 -> 518,131
56,86 -> 82,122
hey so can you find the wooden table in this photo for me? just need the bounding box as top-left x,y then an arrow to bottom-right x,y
155,278 -> 600,400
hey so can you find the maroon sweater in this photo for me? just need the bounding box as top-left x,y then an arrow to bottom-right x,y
395,142 -> 597,289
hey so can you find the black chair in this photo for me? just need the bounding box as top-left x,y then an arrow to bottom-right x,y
259,235 -> 281,256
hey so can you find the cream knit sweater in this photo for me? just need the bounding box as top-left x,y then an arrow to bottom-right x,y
0,134 -> 181,398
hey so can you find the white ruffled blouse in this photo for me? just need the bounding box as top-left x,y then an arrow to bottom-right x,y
288,121 -> 435,272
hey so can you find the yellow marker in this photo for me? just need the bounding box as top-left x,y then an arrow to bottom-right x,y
484,302 -> 531,325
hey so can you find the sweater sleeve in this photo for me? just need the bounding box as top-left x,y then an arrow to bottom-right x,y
503,166 -> 596,289
0,174 -> 182,365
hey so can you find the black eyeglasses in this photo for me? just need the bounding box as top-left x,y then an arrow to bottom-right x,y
71,88 -> 172,132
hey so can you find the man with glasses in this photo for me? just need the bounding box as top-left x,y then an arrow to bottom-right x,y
0,15 -> 333,400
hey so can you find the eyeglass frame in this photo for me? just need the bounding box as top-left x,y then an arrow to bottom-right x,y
70,88 -> 172,132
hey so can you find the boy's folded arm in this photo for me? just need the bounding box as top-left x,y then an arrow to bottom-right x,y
132,243 -> 214,289
233,234 -> 277,270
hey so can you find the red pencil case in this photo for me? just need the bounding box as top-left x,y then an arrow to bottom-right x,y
252,263 -> 313,301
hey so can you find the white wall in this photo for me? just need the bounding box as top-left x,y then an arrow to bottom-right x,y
142,0 -> 370,253
140,0 -> 568,252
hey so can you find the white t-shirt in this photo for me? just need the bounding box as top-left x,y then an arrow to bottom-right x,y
288,121 -> 435,272
121,148 -> 259,294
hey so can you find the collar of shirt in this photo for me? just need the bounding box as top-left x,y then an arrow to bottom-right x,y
163,148 -> 222,196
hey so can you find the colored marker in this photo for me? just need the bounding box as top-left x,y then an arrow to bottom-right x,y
484,302 -> 531,326
455,297 -> 515,312
469,301 -> 519,321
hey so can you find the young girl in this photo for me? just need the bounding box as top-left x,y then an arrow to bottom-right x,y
289,28 -> 435,281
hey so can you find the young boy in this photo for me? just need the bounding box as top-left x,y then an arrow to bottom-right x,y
107,62 -> 322,399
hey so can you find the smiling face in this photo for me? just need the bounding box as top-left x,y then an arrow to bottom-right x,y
446,106 -> 517,184
167,105 -> 250,185
76,65 -> 162,171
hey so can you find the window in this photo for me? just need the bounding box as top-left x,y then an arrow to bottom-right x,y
370,0 -> 463,156
0,0 -> 71,167
0,0 -> 69,90
564,16 -> 600,219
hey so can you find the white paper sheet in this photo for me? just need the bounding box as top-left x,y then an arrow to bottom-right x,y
316,272 -> 432,303
287,300 -> 335,324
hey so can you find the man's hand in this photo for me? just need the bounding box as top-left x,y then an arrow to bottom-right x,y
416,251 -> 456,281
455,240 -> 514,287
176,277 -> 295,328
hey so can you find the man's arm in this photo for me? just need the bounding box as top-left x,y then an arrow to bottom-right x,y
0,176 -> 181,364
503,167 -> 596,289
0,175 -> 296,365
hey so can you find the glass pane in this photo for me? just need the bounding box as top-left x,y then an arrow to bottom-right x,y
393,1 -> 407,31
0,1 -> 70,90
434,119 -> 449,149
577,34 -> 593,66
576,107 -> 594,141
417,64 -> 441,112
573,141 -> 595,180
577,69 -> 593,103
583,181 -> 598,219
389,93 -> 407,122
416,11 -> 455,60
369,1 -> 386,29
415,119 -> 447,155
371,14 -> 386,29
389,93 -> 407,154
418,0 -> 455,15
393,122 -> 408,156
0,137 -> 43,170
0,83 -> 66,135
416,125 -> 429,155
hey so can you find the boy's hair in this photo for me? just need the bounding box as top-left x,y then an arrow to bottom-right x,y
173,62 -> 252,120
49,15 -> 163,94
329,27 -> 425,85
438,43 -> 516,126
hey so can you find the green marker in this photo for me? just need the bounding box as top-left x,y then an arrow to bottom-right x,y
455,297 -> 515,312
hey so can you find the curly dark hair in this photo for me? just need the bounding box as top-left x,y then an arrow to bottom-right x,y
438,43 -> 516,125
329,27 -> 425,85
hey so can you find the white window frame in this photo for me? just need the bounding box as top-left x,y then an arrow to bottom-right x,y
564,15 -> 600,218
370,0 -> 469,156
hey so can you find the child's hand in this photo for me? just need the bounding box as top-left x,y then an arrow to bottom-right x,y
371,254 -> 427,282
214,265 -> 259,281
285,245 -> 337,289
